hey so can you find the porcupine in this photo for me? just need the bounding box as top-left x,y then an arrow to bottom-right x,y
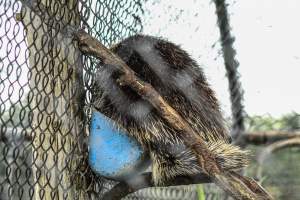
92,35 -> 248,186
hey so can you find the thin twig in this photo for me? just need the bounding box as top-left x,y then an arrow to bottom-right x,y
258,137 -> 300,164
255,137 -> 300,180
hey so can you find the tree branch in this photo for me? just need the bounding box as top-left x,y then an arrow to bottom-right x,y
74,29 -> 273,200
0,128 -> 32,142
258,137 -> 300,164
255,137 -> 300,180
102,172 -> 211,200
243,131 -> 300,145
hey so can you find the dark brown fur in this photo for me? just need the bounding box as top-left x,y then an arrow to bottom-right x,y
93,35 -> 248,185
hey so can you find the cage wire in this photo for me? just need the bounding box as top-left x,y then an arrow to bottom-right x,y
0,0 -> 242,199
3,0 -> 296,200
0,0 -> 143,199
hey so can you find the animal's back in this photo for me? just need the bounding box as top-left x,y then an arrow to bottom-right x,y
93,35 -> 248,185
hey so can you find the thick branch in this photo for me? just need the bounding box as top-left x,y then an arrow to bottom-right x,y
74,30 -> 273,200
244,131 -> 300,145
102,172 -> 211,200
0,128 -> 32,142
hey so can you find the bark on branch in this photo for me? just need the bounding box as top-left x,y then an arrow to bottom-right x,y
74,30 -> 273,200
102,172 -> 211,200
243,131 -> 300,145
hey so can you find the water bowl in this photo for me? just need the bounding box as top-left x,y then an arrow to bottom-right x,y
89,111 -> 150,181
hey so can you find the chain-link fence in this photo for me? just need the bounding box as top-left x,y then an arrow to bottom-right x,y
0,0 -> 142,199
0,0 -> 243,198
1,0 -> 300,200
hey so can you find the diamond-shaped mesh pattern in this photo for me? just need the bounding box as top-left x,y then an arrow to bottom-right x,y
0,0 -> 142,199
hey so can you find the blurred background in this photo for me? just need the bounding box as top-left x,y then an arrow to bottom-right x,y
0,0 -> 299,199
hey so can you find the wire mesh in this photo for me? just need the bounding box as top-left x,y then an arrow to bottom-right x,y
0,0 -> 142,199
0,0 -> 259,199
1,0 -> 299,200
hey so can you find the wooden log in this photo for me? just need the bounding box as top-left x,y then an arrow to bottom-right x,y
22,0 -> 86,199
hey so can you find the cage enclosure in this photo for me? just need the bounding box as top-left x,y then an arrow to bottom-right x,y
1,0 -> 299,200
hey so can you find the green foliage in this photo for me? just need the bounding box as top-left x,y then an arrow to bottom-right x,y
245,112 -> 300,131
244,112 -> 300,199
196,184 -> 205,200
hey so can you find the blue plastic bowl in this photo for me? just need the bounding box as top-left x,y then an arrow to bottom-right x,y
89,111 -> 150,181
